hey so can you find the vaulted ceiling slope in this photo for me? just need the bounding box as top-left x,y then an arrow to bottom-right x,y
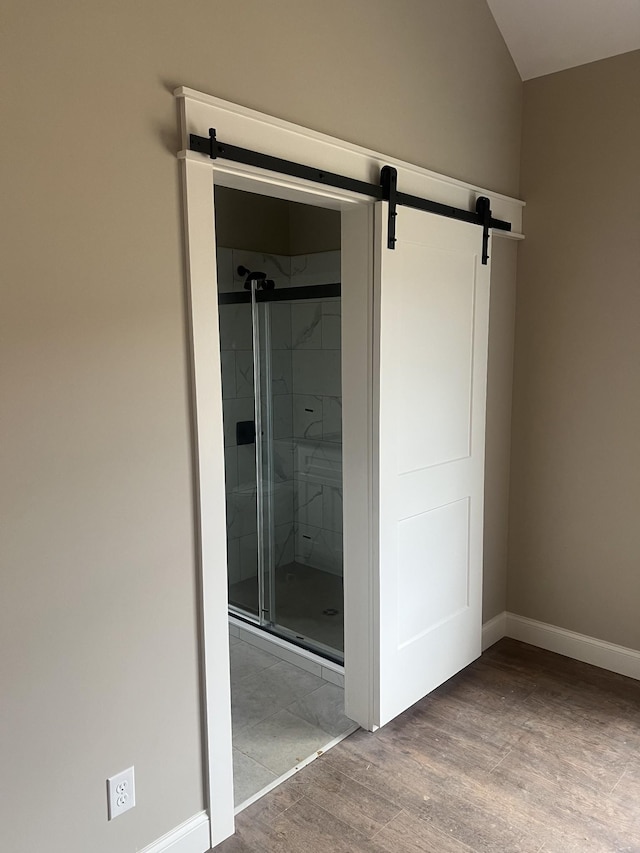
487,0 -> 640,80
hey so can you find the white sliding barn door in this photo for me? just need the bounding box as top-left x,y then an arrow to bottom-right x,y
374,202 -> 491,727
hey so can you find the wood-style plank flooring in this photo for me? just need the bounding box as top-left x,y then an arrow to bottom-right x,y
216,639 -> 640,852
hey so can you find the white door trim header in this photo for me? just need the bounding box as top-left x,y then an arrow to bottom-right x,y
176,88 -> 524,236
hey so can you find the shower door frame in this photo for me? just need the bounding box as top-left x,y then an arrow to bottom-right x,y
177,86 -> 524,850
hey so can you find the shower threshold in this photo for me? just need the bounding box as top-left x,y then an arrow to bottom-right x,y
229,609 -> 344,668
228,561 -> 344,665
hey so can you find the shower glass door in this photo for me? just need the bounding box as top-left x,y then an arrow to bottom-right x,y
220,260 -> 344,661
220,286 -> 262,620
253,283 -> 276,629
255,285 -> 344,659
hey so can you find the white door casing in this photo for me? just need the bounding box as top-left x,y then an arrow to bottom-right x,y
176,87 -> 524,848
374,202 -> 491,726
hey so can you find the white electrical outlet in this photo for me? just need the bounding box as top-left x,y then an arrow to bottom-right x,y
107,766 -> 135,820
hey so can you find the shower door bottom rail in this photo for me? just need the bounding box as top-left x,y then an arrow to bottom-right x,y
229,610 -> 344,666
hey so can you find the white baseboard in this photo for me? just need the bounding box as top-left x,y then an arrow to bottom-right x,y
139,811 -> 210,853
482,610 -> 640,681
505,613 -> 640,681
482,611 -> 508,651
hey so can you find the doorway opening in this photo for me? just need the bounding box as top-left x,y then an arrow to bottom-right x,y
216,186 -> 344,663
215,186 -> 356,808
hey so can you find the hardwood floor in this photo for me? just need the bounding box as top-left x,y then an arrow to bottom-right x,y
216,639 -> 640,852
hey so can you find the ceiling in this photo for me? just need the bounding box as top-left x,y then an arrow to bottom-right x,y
486,0 -> 640,80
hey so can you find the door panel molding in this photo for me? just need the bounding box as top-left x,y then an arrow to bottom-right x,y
375,203 -> 491,727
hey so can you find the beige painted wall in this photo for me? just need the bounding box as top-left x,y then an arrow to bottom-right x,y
288,203 -> 342,255
0,2 -> 520,851
483,237 -> 519,621
214,187 -> 341,254
215,188 -> 292,254
508,50 -> 640,649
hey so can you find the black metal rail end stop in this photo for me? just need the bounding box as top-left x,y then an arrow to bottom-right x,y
208,128 -> 217,159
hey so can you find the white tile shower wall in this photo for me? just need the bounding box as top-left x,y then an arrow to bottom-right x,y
217,249 -> 339,292
270,302 -> 292,349
288,290 -> 342,576
239,533 -> 258,582
292,350 -> 341,398
296,524 -> 343,577
294,480 -> 324,529
322,485 -> 343,534
321,300 -> 341,350
270,439 -> 295,484
237,444 -> 256,488
293,441 -> 343,576
275,523 -> 295,567
271,482 -> 294,528
219,304 -> 254,352
227,536 -> 241,586
291,302 -> 323,349
220,350 -> 236,399
322,396 -> 342,443
271,350 -> 293,396
235,350 -> 254,398
290,250 -> 341,287
226,487 -> 257,539
293,394 -> 323,440
272,395 -> 293,441
266,296 -> 295,569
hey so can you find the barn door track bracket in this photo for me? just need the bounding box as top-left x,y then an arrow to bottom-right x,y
189,131 -> 510,264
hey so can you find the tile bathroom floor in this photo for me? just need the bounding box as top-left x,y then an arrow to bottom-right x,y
230,632 -> 357,807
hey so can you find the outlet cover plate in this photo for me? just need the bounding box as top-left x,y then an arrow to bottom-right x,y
107,766 -> 135,820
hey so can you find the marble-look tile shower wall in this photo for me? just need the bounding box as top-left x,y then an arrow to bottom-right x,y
217,248 -> 343,586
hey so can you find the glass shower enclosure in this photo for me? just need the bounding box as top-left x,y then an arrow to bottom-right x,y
218,249 -> 344,662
